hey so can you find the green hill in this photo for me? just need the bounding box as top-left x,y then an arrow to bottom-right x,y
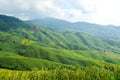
0,14 -> 120,71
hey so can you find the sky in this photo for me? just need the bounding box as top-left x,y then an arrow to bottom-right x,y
0,0 -> 120,25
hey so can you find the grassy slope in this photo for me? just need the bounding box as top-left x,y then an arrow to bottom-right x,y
0,51 -> 66,70
0,38 -> 120,70
0,15 -> 120,71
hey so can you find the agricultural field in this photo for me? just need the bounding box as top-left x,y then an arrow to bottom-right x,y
0,65 -> 120,80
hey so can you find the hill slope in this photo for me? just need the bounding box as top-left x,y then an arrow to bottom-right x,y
29,17 -> 120,39
0,14 -> 120,70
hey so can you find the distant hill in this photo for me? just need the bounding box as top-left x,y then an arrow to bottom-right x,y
29,17 -> 120,39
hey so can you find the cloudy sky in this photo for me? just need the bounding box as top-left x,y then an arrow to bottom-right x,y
0,0 -> 120,25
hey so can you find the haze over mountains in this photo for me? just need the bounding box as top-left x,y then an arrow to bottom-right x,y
29,17 -> 120,39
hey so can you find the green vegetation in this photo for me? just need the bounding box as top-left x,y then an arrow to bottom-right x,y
0,14 -> 120,79
0,65 -> 120,80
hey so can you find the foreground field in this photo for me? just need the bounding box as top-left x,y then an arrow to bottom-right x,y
0,65 -> 120,80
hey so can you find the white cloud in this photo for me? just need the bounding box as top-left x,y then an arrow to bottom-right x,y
76,0 -> 120,25
0,0 -> 120,25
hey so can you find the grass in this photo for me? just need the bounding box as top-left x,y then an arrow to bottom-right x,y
0,65 -> 120,80
0,57 -> 64,70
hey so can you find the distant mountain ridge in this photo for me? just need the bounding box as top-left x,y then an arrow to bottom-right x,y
29,17 -> 120,39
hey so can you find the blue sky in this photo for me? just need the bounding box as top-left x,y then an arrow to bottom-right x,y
0,0 -> 120,26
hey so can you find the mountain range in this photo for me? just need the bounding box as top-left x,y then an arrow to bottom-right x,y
29,17 -> 120,39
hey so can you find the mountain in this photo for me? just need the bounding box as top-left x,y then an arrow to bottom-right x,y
1,15 -> 120,53
0,14 -> 120,72
29,17 -> 120,39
